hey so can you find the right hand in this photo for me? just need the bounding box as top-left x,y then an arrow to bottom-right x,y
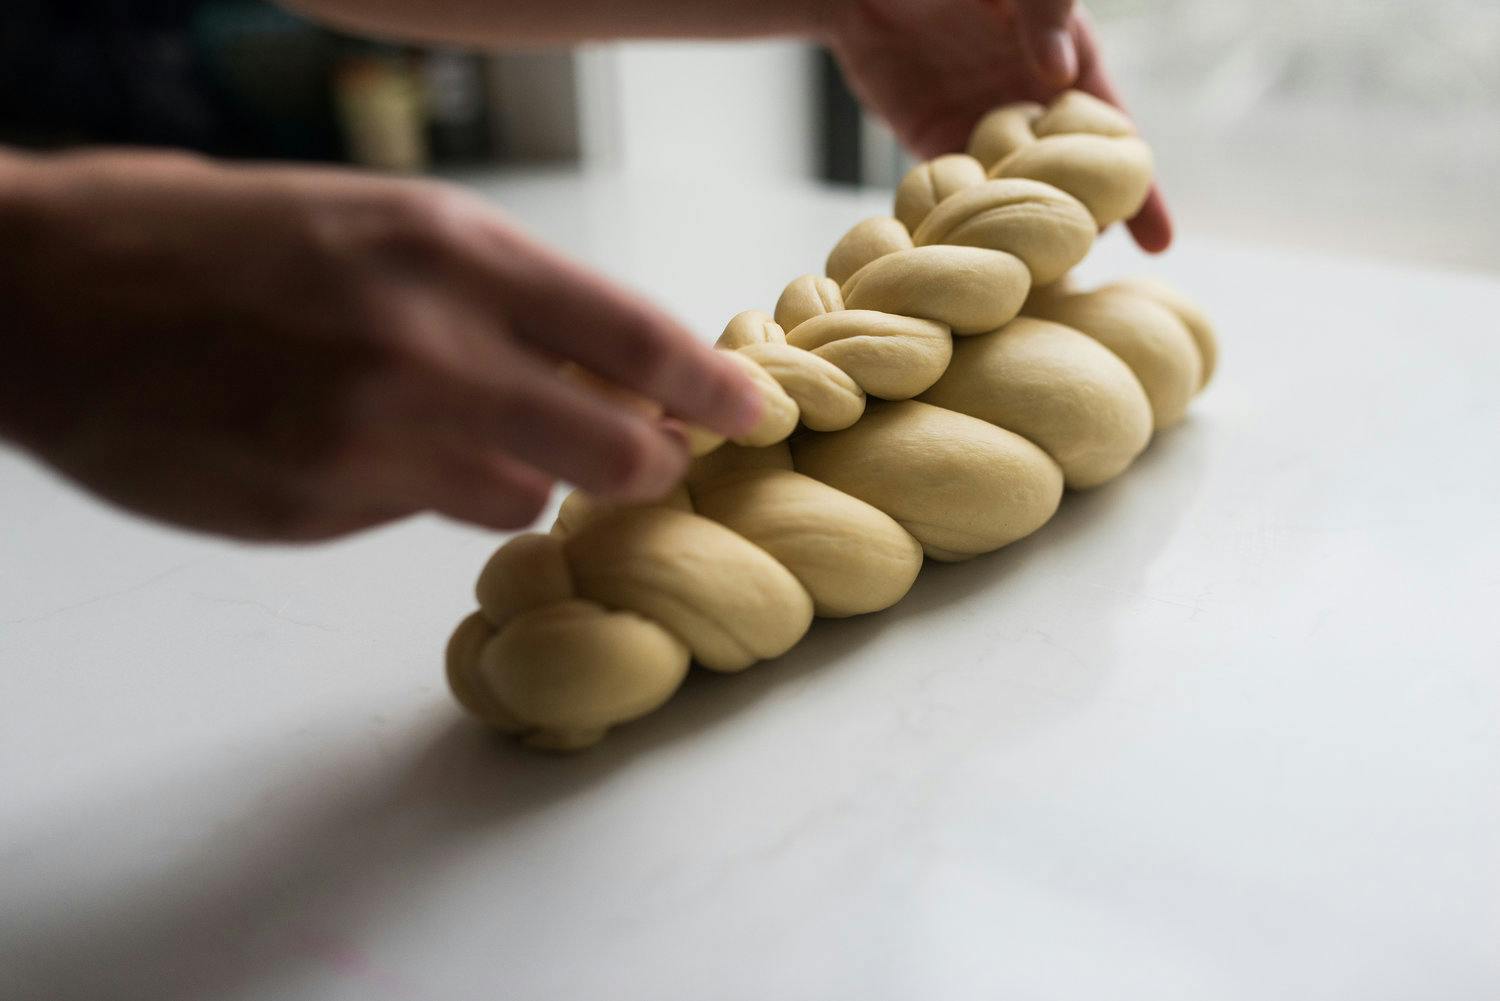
823,0 -> 1172,252
0,150 -> 762,541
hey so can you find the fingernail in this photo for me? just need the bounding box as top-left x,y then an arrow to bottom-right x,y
1039,28 -> 1078,85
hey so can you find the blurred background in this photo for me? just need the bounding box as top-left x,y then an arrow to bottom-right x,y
3,0 -> 1496,271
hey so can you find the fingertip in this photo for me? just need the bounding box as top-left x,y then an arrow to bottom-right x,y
605,421 -> 691,503
728,379 -> 765,438
506,461 -> 558,500
1029,27 -> 1079,88
1127,216 -> 1171,254
418,449 -> 556,532
1128,188 -> 1174,253
706,353 -> 765,439
579,295 -> 765,440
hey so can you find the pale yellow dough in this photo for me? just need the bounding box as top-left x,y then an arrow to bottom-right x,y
690,463 -> 923,618
919,318 -> 1152,490
968,90 -> 1153,229
792,400 -> 1064,561
1024,285 -> 1203,429
446,90 -> 1219,749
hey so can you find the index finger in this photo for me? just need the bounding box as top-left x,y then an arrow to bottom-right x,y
1070,13 -> 1175,252
473,222 -> 764,438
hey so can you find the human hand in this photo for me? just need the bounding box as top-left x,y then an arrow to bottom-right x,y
822,0 -> 1172,252
0,150 -> 761,541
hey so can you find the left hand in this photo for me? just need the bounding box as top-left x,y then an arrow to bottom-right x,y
821,0 -> 1172,252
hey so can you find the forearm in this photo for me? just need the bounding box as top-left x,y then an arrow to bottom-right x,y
0,147 -> 52,448
283,0 -> 837,47
0,148 -> 46,339
0,146 -> 34,240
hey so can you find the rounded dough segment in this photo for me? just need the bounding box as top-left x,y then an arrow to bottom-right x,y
840,245 -> 1031,335
549,485 -> 695,541
1032,90 -> 1136,139
564,506 -> 814,672
475,531 -> 574,627
686,439 -> 795,485
478,600 -> 691,751
825,217 -> 914,286
992,133 -> 1153,230
967,101 -> 1045,169
792,400 -> 1064,561
785,309 -> 953,400
919,317 -> 1153,489
723,350 -> 800,446
910,178 -> 1095,285
446,611 -> 524,731
691,467 -> 923,618
1026,287 -> 1202,429
894,153 -> 988,232
774,274 -> 844,333
735,341 -> 865,432
717,308 -> 784,350
1104,277 -> 1218,388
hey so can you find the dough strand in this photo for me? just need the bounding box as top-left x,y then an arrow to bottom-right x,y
447,91 -> 1218,749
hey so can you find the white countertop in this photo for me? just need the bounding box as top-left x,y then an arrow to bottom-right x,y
2,169 -> 1497,1000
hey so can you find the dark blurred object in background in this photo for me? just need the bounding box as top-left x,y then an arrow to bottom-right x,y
0,0 -> 492,168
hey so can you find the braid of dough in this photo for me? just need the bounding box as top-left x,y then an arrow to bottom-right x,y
965,89 -> 1153,229
446,90 -> 1218,750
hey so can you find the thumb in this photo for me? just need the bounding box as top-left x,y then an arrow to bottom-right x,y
1009,0 -> 1079,88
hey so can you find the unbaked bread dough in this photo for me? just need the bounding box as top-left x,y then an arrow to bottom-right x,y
967,90 -> 1152,228
446,90 -> 1219,749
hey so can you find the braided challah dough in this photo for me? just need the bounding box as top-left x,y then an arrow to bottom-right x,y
446,90 -> 1217,750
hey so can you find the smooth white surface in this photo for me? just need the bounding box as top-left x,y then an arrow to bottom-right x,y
2,171 -> 1498,1001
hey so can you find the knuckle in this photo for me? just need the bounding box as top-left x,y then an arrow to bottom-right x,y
338,288 -> 456,378
303,182 -> 468,267
378,183 -> 476,257
382,184 -> 449,236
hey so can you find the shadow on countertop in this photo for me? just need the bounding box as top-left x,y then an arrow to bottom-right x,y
5,415 -> 1214,1001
